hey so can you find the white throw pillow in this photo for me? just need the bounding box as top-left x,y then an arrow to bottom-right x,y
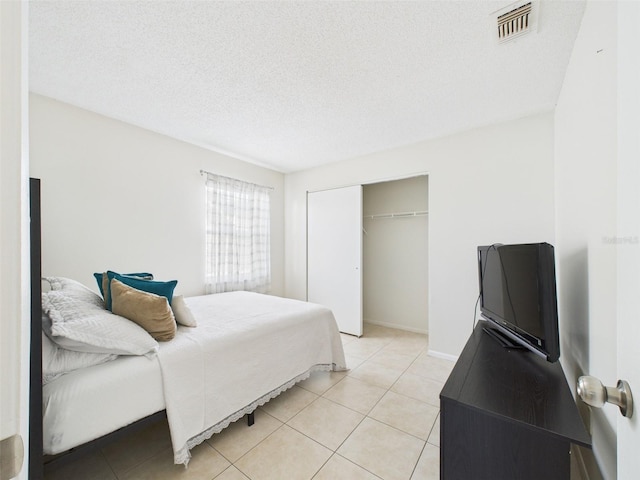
172,295 -> 197,327
44,276 -> 104,308
42,332 -> 117,384
42,290 -> 159,356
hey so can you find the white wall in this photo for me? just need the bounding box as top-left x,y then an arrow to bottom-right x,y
555,2 -> 618,478
363,176 -> 428,333
29,94 -> 285,297
285,112 -> 555,357
0,1 -> 31,478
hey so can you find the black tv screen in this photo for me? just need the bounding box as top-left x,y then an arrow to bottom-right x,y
478,242 -> 560,363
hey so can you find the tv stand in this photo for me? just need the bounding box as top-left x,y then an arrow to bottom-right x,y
482,324 -> 526,349
440,321 -> 591,479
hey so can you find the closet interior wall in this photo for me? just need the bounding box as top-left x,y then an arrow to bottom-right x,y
363,176 -> 429,334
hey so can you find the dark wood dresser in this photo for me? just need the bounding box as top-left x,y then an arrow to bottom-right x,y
440,321 -> 591,480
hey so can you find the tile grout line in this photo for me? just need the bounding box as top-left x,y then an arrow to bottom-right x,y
59,326 -> 436,480
100,448 -> 121,480
266,333 -> 432,478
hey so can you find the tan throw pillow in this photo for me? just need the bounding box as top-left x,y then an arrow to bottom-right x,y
171,295 -> 197,327
102,272 -> 110,307
110,278 -> 176,342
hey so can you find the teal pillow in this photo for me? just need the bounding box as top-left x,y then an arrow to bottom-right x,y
93,272 -> 153,298
105,271 -> 178,311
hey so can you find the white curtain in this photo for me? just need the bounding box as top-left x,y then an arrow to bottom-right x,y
205,173 -> 271,294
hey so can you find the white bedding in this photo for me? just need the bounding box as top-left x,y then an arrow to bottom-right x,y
159,291 -> 347,464
42,292 -> 346,462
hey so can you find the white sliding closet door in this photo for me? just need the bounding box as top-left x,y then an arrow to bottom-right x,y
307,186 -> 363,336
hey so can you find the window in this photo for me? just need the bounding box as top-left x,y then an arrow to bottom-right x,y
204,173 -> 271,294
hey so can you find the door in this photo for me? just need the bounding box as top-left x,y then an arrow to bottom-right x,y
307,186 -> 363,336
616,2 -> 640,475
0,2 -> 29,479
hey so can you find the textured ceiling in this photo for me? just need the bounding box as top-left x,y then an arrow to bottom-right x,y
29,1 -> 586,173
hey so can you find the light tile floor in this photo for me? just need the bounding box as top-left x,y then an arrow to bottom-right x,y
44,324 -> 452,480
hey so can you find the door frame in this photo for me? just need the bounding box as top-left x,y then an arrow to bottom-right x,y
615,0 -> 640,476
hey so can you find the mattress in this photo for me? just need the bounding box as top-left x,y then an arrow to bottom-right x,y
43,351 -> 164,455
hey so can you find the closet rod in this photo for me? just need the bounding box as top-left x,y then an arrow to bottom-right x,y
363,210 -> 428,220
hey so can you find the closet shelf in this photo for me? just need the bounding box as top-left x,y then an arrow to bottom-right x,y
363,210 -> 428,220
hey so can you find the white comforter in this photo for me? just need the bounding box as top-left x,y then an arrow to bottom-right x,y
160,292 -> 347,465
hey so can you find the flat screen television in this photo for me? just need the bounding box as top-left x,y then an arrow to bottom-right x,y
477,242 -> 560,363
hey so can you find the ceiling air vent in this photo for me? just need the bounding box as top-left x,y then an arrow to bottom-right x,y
492,0 -> 539,44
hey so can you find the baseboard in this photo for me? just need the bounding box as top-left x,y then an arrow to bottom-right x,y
572,399 -> 604,480
364,319 -> 428,335
573,445 -> 590,480
363,320 -> 458,362
426,349 -> 458,362
572,443 -> 604,480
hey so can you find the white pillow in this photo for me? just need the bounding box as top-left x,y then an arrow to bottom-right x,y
44,276 -> 104,308
171,295 -> 197,327
42,332 -> 117,385
42,291 -> 159,356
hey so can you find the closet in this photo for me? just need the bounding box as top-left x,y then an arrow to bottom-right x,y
307,175 -> 428,336
363,176 -> 428,333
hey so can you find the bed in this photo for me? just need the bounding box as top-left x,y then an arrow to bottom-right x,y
39,278 -> 347,466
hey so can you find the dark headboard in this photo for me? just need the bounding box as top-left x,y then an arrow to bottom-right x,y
30,177 -> 43,479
